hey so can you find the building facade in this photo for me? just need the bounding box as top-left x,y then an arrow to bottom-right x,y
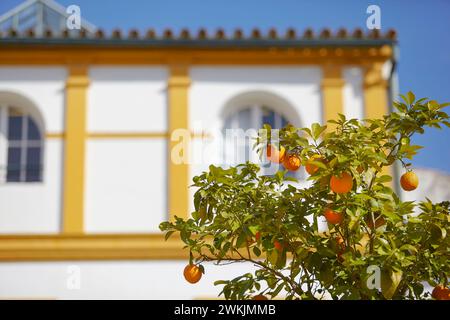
0,0 -> 404,299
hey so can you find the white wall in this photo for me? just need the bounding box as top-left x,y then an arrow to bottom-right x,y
0,67 -> 66,133
0,260 -> 257,299
0,67 -> 66,233
0,139 -> 63,233
87,67 -> 168,133
85,67 -> 169,233
85,139 -> 167,233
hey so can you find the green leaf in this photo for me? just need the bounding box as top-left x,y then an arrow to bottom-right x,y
268,250 -> 278,266
312,123 -> 326,140
253,246 -> 261,257
271,283 -> 285,297
376,175 -> 392,183
407,91 -> 415,105
164,230 -> 175,241
381,269 -> 402,299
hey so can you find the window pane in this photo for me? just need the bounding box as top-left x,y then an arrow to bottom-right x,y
26,147 -> 42,182
27,117 -> 41,140
7,147 -> 21,182
8,116 -> 23,140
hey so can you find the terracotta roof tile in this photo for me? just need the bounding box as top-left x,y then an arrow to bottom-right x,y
179,29 -> 190,39
233,29 -> 243,39
145,29 -> 156,39
197,28 -> 207,39
268,28 -> 277,39
303,28 -> 314,39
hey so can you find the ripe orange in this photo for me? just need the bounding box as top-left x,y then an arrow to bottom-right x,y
432,285 -> 450,300
330,172 -> 353,194
253,294 -> 268,300
183,264 -> 202,284
400,171 -> 419,191
266,145 -> 286,163
324,208 -> 344,225
283,154 -> 301,171
305,154 -> 324,175
273,240 -> 284,252
255,231 -> 261,242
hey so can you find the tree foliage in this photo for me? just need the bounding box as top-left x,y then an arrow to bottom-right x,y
160,93 -> 450,300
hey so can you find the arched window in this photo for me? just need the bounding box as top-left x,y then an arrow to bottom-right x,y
0,105 -> 43,182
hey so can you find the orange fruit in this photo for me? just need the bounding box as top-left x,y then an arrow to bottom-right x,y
283,154 -> 301,171
330,172 -> 353,194
400,171 -> 418,191
183,264 -> 202,284
305,154 -> 324,175
253,294 -> 268,300
255,231 -> 261,242
324,208 -> 344,225
266,145 -> 286,163
273,240 -> 284,252
432,285 -> 450,300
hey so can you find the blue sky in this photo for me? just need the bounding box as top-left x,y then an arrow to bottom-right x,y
1,0 -> 449,173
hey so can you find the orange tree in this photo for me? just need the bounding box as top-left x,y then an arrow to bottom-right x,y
160,92 -> 450,300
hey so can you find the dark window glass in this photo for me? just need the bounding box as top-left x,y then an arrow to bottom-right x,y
6,147 -> 21,182
27,117 -> 41,140
26,147 -> 42,182
8,116 -> 23,140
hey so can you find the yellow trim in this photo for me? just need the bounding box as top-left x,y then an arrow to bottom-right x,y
0,234 -> 187,261
168,64 -> 191,221
322,65 -> 344,128
0,47 -> 392,66
46,132 -> 208,139
363,62 -> 393,183
363,62 -> 389,119
62,65 -> 89,234
45,133 -> 65,139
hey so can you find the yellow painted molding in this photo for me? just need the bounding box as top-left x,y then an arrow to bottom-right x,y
46,132 -> 209,140
322,65 -> 344,128
62,65 -> 89,234
363,62 -> 389,119
0,47 -> 393,66
168,64 -> 191,221
363,62 -> 393,183
0,234 -> 188,261
45,133 -> 65,139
